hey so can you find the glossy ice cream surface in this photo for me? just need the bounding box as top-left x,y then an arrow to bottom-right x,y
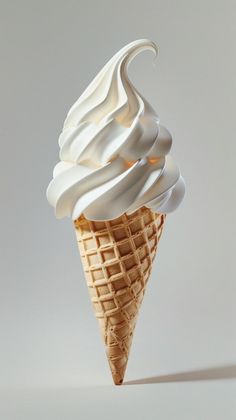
47,39 -> 185,221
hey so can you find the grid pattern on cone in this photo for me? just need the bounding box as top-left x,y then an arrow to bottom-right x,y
74,207 -> 165,384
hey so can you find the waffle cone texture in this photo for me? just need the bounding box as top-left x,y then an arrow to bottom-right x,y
74,207 -> 165,385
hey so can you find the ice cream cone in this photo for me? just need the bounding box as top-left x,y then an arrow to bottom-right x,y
74,206 -> 165,385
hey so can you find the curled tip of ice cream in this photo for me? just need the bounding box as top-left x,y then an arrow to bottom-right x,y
46,39 -> 185,221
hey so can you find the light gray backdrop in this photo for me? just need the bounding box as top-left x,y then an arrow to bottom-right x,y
0,0 -> 235,419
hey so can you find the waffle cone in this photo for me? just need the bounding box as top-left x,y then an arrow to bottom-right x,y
74,207 -> 165,385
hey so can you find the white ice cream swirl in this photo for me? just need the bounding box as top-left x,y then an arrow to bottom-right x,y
47,39 -> 185,221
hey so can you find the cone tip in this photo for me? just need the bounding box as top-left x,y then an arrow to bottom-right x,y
112,373 -> 124,385
114,378 -> 123,386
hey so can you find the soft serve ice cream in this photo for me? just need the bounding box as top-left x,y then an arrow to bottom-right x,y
47,39 -> 185,221
46,39 -> 186,385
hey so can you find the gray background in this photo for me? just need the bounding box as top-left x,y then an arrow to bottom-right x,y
0,0 -> 235,419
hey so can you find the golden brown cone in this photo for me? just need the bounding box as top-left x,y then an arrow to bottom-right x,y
74,207 -> 165,385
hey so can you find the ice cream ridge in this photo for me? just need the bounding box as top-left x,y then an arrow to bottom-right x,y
47,39 -> 185,385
